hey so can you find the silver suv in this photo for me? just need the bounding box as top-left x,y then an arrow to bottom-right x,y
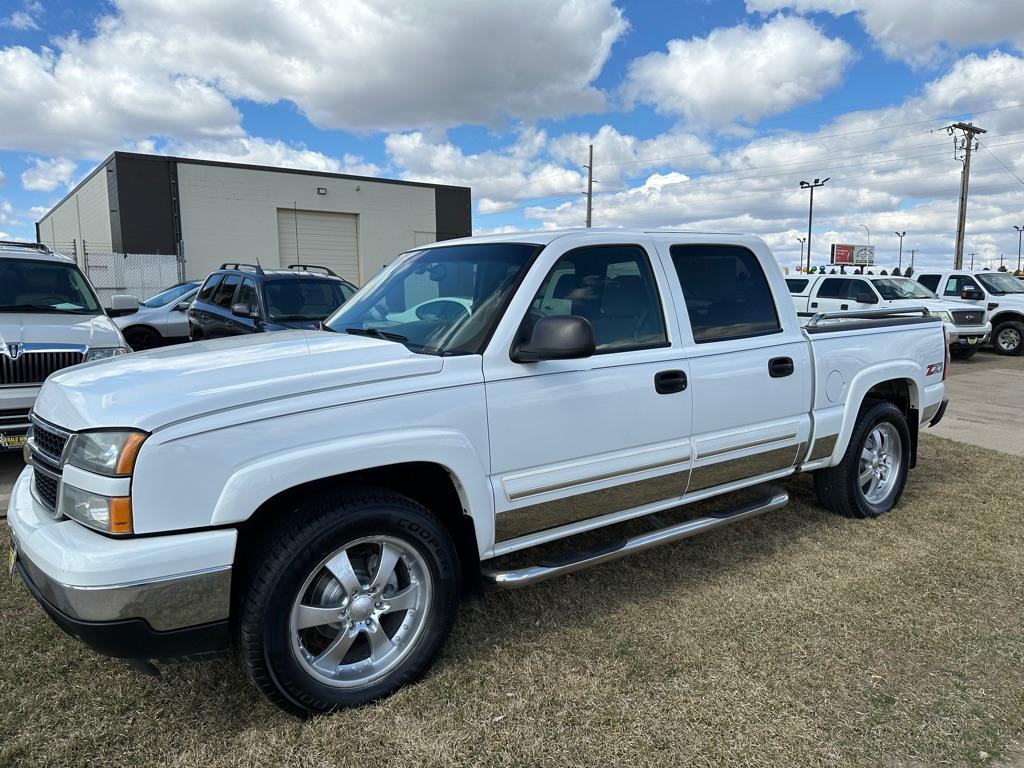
0,241 -> 130,449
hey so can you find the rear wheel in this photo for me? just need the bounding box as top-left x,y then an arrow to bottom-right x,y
238,488 -> 459,716
123,326 -> 162,351
993,321 -> 1024,355
814,401 -> 911,519
949,347 -> 977,360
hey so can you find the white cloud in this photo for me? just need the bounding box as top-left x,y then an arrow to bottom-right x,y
746,0 -> 1024,66
517,51 -> 1024,271
0,0 -> 627,156
20,156 -> 76,191
2,1 -> 42,30
624,15 -> 854,126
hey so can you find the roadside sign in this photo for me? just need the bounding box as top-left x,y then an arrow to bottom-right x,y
831,243 -> 874,265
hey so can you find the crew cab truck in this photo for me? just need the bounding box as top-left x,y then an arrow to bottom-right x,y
8,230 -> 949,717
914,269 -> 1024,355
787,273 -> 990,359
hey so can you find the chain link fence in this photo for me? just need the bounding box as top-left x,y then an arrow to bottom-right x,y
51,240 -> 186,306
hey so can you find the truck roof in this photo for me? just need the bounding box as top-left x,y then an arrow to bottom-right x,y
425,227 -> 765,248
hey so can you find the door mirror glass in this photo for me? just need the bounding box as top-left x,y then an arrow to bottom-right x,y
513,315 -> 595,362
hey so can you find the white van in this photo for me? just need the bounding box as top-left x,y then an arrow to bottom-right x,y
0,241 -> 131,449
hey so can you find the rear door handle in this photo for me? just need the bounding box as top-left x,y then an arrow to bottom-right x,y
810,301 -> 818,308
655,369 -> 687,394
769,357 -> 795,378
840,303 -> 849,310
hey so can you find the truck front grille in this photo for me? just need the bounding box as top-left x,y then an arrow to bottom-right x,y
1,350 -> 84,386
32,464 -> 60,511
951,309 -> 984,326
28,417 -> 73,516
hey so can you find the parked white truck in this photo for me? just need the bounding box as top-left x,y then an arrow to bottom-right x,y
787,272 -> 990,359
914,269 -> 1024,355
8,230 -> 949,716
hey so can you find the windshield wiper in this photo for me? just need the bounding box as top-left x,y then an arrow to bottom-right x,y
343,326 -> 409,343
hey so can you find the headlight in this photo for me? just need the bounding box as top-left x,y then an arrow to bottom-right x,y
59,484 -> 132,534
85,347 -> 129,362
928,310 -> 953,322
65,430 -> 147,476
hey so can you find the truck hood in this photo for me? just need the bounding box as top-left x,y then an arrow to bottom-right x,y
0,312 -> 124,349
880,298 -> 960,314
34,330 -> 443,432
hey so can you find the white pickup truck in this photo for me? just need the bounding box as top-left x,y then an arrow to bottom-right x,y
787,272 -> 990,359
8,229 -> 949,716
914,269 -> 1024,356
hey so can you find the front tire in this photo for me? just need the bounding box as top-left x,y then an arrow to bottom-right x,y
813,401 -> 911,519
993,320 -> 1024,356
239,488 -> 460,717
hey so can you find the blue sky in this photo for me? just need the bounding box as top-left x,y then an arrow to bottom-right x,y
1,0 -> 1023,270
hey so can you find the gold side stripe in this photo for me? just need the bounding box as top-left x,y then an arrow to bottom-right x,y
696,432 -> 798,460
505,454 -> 692,501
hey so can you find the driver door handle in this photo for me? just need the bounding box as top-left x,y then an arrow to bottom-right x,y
655,369 -> 687,394
769,357 -> 795,378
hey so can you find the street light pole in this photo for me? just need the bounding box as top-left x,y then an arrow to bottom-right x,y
797,237 -> 806,270
860,224 -> 870,244
895,231 -> 906,270
1015,225 -> 1023,272
799,178 -> 829,272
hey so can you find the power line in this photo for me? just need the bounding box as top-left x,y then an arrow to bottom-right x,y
979,142 -> 1024,186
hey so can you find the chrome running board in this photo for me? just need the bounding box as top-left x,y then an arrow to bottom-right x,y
481,485 -> 789,589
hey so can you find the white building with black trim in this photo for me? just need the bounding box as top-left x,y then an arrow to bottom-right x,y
36,152 -> 472,285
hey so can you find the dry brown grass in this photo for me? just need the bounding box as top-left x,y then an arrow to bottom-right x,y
2,434 -> 1023,767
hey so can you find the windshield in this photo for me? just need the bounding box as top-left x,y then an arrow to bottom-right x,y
141,282 -> 199,308
0,258 -> 102,314
263,278 -> 352,321
976,272 -> 1024,295
324,242 -> 539,355
872,278 -> 938,300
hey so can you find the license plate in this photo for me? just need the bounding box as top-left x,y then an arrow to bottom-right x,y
967,337 -> 978,345
7,543 -> 16,581
0,433 -> 26,450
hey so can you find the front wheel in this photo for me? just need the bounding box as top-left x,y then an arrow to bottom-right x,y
238,488 -> 460,716
813,401 -> 911,519
993,321 -> 1024,356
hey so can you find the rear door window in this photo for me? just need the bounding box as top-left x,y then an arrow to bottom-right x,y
212,274 -> 241,308
669,244 -> 781,343
815,278 -> 848,299
197,274 -> 222,302
917,274 -> 941,292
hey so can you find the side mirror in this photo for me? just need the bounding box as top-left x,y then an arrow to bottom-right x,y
232,303 -> 260,320
854,290 -> 878,305
106,294 -> 139,317
961,286 -> 982,301
513,315 -> 596,363
173,300 -> 191,312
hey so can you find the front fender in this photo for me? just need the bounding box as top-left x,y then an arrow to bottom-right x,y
209,428 -> 495,554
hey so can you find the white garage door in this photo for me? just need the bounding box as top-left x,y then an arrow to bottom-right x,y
277,208 -> 359,283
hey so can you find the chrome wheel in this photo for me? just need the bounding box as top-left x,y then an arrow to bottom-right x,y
289,535 -> 432,689
997,326 -> 1021,352
858,422 -> 902,505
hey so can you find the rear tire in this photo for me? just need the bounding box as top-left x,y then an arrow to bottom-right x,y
238,487 -> 459,717
992,321 -> 1024,356
813,401 -> 911,519
123,326 -> 162,351
949,347 -> 977,360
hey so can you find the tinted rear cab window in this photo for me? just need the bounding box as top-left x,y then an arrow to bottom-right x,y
785,278 -> 809,293
670,245 -> 781,343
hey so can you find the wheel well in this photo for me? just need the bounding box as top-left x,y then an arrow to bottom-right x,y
122,323 -> 160,336
992,312 -> 1024,326
860,378 -> 918,468
233,462 -> 482,597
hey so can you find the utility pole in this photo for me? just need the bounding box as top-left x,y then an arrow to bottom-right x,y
584,144 -> 594,228
797,237 -> 806,270
908,249 -> 917,269
895,231 -> 906,270
799,178 -> 828,272
947,122 -> 987,269
1014,225 -> 1023,272
969,251 -> 977,269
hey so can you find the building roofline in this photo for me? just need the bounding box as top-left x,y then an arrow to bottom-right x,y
36,150 -> 471,228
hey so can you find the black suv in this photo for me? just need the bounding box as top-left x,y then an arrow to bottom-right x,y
188,263 -> 356,340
